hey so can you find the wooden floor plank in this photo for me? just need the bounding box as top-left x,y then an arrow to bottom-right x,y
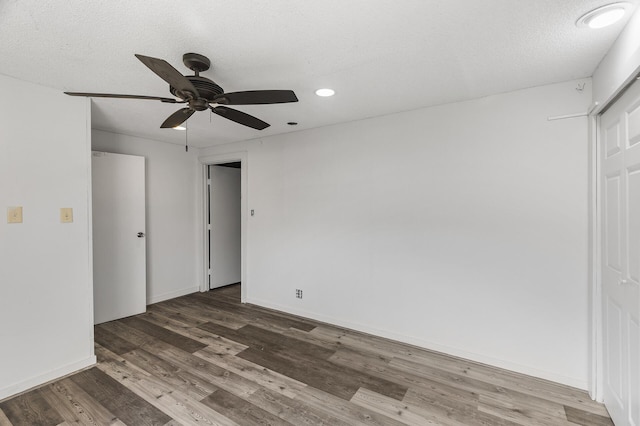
564,406 -> 614,426
200,322 -> 407,401
141,310 -> 249,354
245,342 -> 408,401
121,316 -> 208,353
314,322 -> 603,418
208,283 -> 241,300
94,325 -> 138,355
0,284 -> 613,426
140,310 -> 200,334
38,385 -> 87,425
192,292 -> 317,332
146,303 -> 208,328
160,296 -> 249,330
122,348 -> 219,400
394,358 -> 576,425
199,322 -> 335,360
332,347 -> 572,426
247,387 -> 352,426
392,348 -> 608,417
238,346 -> 361,400
201,388 -> 293,426
98,320 -> 157,348
351,387 -> 450,426
0,408 -> 13,426
480,390 -> 569,422
148,341 -> 262,399
71,368 -> 172,426
0,388 -> 64,426
292,384 -> 407,426
478,393 -> 575,426
402,386 -> 495,426
194,347 -> 306,399
47,378 -> 119,426
98,356 -> 239,426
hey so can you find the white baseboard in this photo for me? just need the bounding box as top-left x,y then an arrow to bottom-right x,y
0,356 -> 96,401
147,285 -> 199,305
246,297 -> 588,391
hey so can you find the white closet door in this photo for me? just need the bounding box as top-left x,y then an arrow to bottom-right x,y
600,80 -> 640,426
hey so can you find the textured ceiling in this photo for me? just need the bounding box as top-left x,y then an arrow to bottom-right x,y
0,1 -> 636,148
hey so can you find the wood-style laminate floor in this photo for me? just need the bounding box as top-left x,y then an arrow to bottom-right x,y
0,284 -> 613,426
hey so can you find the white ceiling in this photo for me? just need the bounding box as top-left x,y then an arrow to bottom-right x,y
0,1 -> 635,148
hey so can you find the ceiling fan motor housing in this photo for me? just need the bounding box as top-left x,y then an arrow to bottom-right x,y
170,76 -> 224,103
172,52 -> 225,105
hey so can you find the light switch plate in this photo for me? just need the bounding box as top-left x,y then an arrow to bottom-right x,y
7,206 -> 23,224
60,207 -> 73,223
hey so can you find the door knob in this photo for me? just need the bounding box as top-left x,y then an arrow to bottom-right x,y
137,232 -> 145,238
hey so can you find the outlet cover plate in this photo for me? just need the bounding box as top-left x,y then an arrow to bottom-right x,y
60,208 -> 73,223
7,206 -> 23,224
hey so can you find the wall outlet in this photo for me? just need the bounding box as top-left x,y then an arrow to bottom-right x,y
295,289 -> 303,299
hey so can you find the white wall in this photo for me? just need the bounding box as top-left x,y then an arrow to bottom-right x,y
210,166 -> 241,288
200,79 -> 591,388
92,130 -> 201,304
0,74 -> 95,400
593,8 -> 640,107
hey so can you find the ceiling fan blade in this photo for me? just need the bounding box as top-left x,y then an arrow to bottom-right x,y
135,54 -> 199,99
64,92 -> 181,103
213,90 -> 298,105
160,108 -> 195,128
211,106 -> 270,130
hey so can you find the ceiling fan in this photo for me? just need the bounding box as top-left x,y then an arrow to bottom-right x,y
65,53 -> 298,130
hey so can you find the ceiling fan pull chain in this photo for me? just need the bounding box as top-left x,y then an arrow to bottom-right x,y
185,119 -> 189,152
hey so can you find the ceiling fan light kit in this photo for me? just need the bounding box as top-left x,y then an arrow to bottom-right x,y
65,52 -> 298,130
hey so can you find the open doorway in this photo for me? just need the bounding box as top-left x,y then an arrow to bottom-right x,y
207,162 -> 242,291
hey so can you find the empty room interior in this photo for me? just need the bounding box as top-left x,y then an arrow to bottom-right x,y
1,1 -> 640,425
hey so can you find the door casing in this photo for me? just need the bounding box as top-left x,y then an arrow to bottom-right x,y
199,152 -> 248,303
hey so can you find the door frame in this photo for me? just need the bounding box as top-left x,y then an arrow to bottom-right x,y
589,111 -> 602,401
590,67 -> 640,401
199,151 -> 248,303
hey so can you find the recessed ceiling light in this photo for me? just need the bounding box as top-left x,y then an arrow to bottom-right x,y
577,2 -> 630,29
315,88 -> 335,97
173,125 -> 186,131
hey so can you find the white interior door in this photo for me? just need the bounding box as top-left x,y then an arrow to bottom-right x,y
209,165 -> 241,289
600,79 -> 640,426
92,151 -> 146,324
